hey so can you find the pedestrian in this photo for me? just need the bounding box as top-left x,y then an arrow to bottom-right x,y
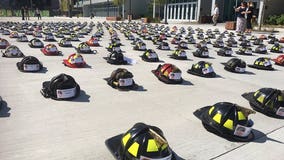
25,6 -> 30,20
212,4 -> 219,26
36,8 -> 41,20
21,6 -> 25,20
245,1 -> 254,33
235,2 -> 247,33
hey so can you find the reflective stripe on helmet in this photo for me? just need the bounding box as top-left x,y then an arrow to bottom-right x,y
122,133 -> 131,146
147,139 -> 159,152
209,106 -> 215,115
238,111 -> 246,120
128,142 -> 140,157
223,119 -> 233,130
213,113 -> 222,123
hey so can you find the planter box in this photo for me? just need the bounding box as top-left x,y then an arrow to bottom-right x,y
225,21 -> 236,30
106,17 -> 121,21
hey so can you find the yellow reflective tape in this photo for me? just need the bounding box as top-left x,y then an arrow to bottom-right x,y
147,139 -> 159,152
209,106 -> 215,115
254,91 -> 259,97
128,142 -> 139,157
257,94 -> 265,103
213,113 -> 222,123
278,95 -> 284,101
238,111 -> 246,121
161,143 -> 168,151
223,119 -> 233,130
205,64 -> 209,68
122,133 -> 131,146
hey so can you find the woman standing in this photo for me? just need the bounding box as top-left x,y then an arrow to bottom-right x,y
36,8 -> 41,20
235,2 -> 247,33
245,1 -> 254,33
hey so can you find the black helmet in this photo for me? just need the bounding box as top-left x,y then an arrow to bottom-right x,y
217,47 -> 233,56
242,88 -> 284,118
59,38 -> 72,47
40,73 -> 80,100
226,38 -> 238,47
193,46 -> 209,58
152,63 -> 183,84
223,58 -> 246,73
0,38 -> 10,49
239,40 -> 251,47
107,68 -> 136,89
213,39 -> 224,48
187,61 -> 216,78
236,46 -> 253,56
253,44 -> 267,54
29,38 -> 44,48
133,41 -> 147,51
141,49 -> 159,62
158,42 -> 170,50
169,49 -> 187,60
77,42 -> 96,54
2,45 -> 24,58
105,123 -> 177,160
248,57 -> 274,70
177,41 -> 188,49
194,102 -> 255,141
17,56 -> 43,72
44,33 -> 56,42
270,42 -> 284,53
253,38 -> 263,45
17,34 -> 28,42
106,51 -> 128,65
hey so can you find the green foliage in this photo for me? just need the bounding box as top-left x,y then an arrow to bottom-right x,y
113,0 -> 123,6
276,14 -> 284,25
265,14 -> 284,25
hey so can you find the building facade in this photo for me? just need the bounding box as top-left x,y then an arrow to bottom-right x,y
163,0 -> 284,24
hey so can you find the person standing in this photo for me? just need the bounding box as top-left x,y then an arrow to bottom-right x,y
235,2 -> 247,33
21,6 -> 25,20
36,8 -> 41,20
245,1 -> 254,33
212,4 -> 219,26
25,6 -> 30,20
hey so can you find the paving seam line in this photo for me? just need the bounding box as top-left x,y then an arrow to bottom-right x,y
209,125 -> 284,160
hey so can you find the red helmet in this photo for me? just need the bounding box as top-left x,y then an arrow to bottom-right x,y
152,63 -> 183,84
41,44 -> 61,56
280,37 -> 284,43
0,38 -> 10,49
63,53 -> 86,68
272,55 -> 284,66
86,37 -> 100,46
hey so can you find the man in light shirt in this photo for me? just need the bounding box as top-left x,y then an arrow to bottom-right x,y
212,4 -> 219,26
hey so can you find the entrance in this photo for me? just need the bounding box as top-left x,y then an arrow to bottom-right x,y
165,1 -> 198,21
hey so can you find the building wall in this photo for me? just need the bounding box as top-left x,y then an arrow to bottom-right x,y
265,0 -> 284,19
124,0 -> 151,18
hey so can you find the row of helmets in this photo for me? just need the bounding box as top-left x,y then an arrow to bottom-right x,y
38,72 -> 283,160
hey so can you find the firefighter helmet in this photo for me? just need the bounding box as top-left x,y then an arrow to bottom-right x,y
187,61 -> 216,78
194,102 -> 255,141
40,73 -> 80,100
242,88 -> 284,118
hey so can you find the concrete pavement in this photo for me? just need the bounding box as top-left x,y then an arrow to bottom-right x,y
0,17 -> 284,160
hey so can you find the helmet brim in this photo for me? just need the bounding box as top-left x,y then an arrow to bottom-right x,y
151,70 -> 183,84
242,92 -> 284,119
169,55 -> 188,60
63,59 -> 86,68
247,64 -> 274,71
194,106 -> 255,142
105,134 -> 181,160
187,69 -> 216,78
